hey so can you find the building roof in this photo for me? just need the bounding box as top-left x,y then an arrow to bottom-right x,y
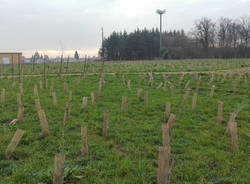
0,52 -> 22,54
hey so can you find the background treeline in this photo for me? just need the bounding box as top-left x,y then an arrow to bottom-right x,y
100,16 -> 250,60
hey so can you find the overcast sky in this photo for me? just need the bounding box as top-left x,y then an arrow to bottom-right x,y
0,0 -> 250,57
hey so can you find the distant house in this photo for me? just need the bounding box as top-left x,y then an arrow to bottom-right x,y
0,52 -> 23,64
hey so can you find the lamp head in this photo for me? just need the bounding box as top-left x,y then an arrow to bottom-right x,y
156,9 -> 166,15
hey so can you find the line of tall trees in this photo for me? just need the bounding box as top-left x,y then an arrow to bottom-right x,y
100,16 -> 250,60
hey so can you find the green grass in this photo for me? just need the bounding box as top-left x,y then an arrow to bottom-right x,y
1,58 -> 250,76
0,60 -> 249,183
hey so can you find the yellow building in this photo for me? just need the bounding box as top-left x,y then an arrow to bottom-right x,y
0,52 -> 23,64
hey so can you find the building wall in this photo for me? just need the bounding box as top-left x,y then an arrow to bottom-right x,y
0,53 -> 22,64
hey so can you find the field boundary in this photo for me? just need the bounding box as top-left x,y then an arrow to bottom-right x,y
1,67 -> 250,78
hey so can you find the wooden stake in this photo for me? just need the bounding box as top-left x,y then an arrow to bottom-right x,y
91,92 -> 95,106
167,114 -> 176,133
1,88 -> 5,106
178,73 -> 184,85
52,92 -> 58,106
225,113 -> 236,135
82,97 -> 88,112
63,102 -> 71,123
192,92 -> 198,110
34,84 -> 39,98
210,85 -> 215,98
16,93 -> 21,106
81,126 -> 88,156
183,88 -> 191,103
121,96 -> 127,113
244,75 -> 247,84
162,123 -> 170,146
169,83 -> 174,96
127,80 -> 131,90
5,129 -> 24,159
17,105 -> 24,122
38,109 -> 50,136
9,105 -> 24,126
230,122 -> 238,153
53,153 -> 65,184
102,110 -> 109,136
184,80 -> 190,89
68,91 -> 72,102
162,73 -> 168,82
196,76 -> 201,93
122,75 -> 126,86
39,79 -> 43,89
157,82 -> 163,89
96,79 -> 103,100
11,81 -> 16,89
221,73 -> 227,83
148,72 -> 154,87
193,73 -> 198,80
208,73 -> 214,85
232,74 -> 241,92
64,82 -> 68,94
164,103 -> 171,122
137,88 -> 143,101
217,101 -> 223,124
163,81 -> 167,92
157,146 -> 171,184
35,98 -> 41,112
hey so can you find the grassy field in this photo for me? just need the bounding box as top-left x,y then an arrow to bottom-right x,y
1,58 -> 250,76
0,59 -> 249,184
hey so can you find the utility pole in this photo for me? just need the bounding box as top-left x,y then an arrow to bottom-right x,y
12,55 -> 14,80
156,9 -> 166,57
43,57 -> 46,88
82,54 -> 87,79
101,27 -> 104,60
100,27 -> 105,78
32,56 -> 35,73
59,41 -> 64,79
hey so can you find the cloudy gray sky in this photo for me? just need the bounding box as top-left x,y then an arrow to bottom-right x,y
0,0 -> 250,57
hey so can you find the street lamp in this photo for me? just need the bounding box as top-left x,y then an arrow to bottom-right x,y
156,9 -> 166,57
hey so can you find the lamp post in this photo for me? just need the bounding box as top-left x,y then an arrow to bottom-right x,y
156,9 -> 166,57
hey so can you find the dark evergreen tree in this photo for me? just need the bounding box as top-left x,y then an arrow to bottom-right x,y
100,15 -> 250,60
74,51 -> 79,60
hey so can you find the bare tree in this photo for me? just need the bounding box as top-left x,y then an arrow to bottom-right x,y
238,16 -> 250,48
228,21 -> 241,48
193,17 -> 216,50
218,17 -> 232,47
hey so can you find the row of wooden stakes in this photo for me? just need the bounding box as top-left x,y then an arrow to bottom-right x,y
2,71 -> 244,183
